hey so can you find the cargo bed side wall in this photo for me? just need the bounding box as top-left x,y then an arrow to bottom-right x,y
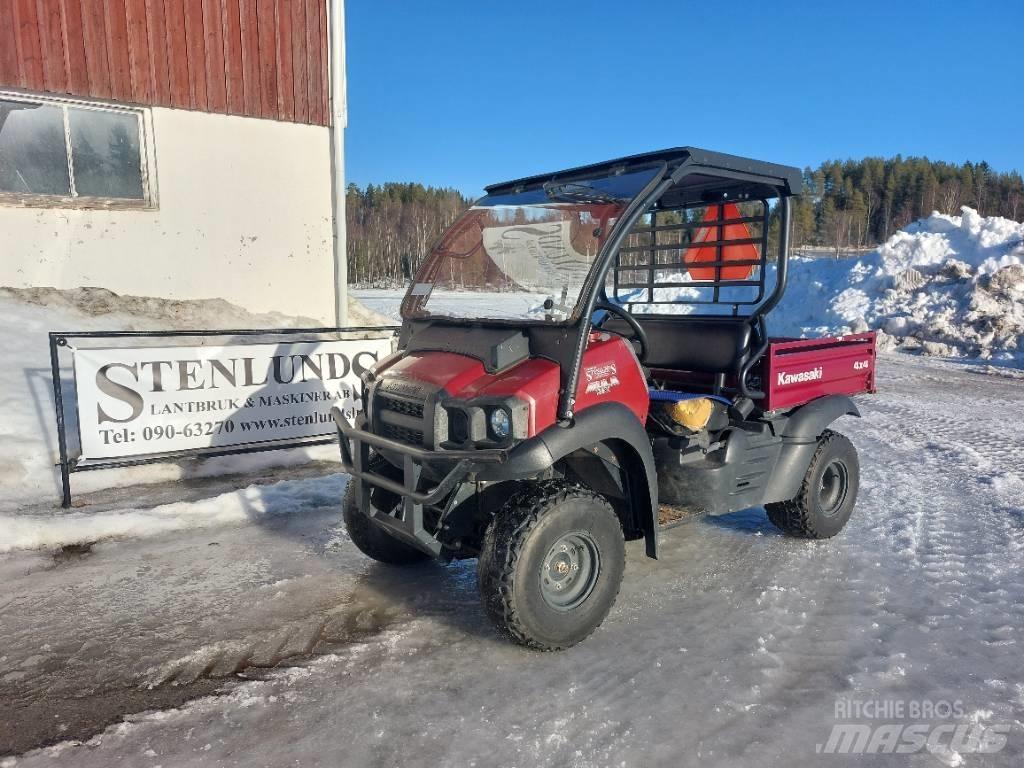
761,332 -> 876,411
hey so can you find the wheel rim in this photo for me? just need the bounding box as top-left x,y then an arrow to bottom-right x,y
818,459 -> 849,517
540,532 -> 601,612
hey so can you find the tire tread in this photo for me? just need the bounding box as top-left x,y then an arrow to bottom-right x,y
478,480 -> 623,651
765,429 -> 856,538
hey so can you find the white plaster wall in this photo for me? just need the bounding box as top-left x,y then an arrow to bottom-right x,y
0,106 -> 336,323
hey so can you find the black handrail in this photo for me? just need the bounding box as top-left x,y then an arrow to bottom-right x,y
557,163 -> 672,424
737,195 -> 792,399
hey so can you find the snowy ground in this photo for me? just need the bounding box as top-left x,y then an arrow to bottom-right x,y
2,212 -> 1022,764
2,354 -> 1022,766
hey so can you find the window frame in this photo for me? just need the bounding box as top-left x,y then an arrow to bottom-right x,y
0,89 -> 158,210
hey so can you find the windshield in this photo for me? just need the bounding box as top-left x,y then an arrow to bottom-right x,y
400,166 -> 661,323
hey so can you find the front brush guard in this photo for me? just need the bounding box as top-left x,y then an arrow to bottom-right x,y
331,405 -> 507,556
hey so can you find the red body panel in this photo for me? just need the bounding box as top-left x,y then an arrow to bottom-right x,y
573,334 -> 649,425
648,332 -> 877,411
382,351 -> 561,437
379,330 -> 867,437
760,332 -> 877,411
385,352 -> 490,394
380,334 -> 648,437
458,358 -> 561,436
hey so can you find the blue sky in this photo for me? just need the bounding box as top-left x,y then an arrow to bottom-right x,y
345,1 -> 1022,197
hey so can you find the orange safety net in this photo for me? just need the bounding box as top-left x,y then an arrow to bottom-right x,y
684,202 -> 759,281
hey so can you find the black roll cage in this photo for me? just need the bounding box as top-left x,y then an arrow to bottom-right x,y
528,150 -> 799,423
611,197 -> 771,311
408,147 -> 801,425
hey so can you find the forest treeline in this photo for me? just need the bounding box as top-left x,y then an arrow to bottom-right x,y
787,157 -> 1024,252
345,182 -> 470,286
346,157 -> 1024,284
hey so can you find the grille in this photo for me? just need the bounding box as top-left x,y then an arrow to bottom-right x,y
377,394 -> 424,418
381,424 -> 424,445
375,387 -> 428,447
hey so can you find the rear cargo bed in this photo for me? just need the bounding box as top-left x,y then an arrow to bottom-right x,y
758,331 -> 876,411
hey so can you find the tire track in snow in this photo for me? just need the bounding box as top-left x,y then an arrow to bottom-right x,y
6,356 -> 1023,767
843,360 -> 1024,756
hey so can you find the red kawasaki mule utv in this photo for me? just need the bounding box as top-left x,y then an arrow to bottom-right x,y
332,148 -> 876,650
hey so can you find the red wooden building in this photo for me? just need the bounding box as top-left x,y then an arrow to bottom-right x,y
0,0 -> 348,325
0,0 -> 330,124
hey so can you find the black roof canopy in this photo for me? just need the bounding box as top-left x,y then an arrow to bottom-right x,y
485,146 -> 802,206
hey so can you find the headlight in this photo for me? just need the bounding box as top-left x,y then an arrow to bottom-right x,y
441,400 -> 525,448
489,407 -> 511,439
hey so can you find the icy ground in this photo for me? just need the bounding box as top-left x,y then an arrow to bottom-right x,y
2,354 -> 1022,767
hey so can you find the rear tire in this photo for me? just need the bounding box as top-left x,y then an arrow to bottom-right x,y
342,455 -> 431,565
766,430 -> 859,538
478,480 -> 625,651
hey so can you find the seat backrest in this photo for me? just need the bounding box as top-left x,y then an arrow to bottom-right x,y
604,315 -> 752,375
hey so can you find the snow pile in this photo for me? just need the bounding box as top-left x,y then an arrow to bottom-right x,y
0,287 -> 388,516
4,285 -> 394,328
773,207 -> 1024,364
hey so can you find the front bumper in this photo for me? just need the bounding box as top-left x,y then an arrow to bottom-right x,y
331,405 -> 508,556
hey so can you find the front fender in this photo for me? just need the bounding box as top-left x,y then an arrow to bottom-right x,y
476,401 -> 660,558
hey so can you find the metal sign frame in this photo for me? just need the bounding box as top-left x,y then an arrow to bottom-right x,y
48,325 -> 399,508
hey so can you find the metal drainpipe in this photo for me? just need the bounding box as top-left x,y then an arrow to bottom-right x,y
327,0 -> 349,327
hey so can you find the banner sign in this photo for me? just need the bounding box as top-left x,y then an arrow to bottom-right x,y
73,337 -> 393,460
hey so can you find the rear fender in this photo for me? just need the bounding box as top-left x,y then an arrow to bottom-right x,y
781,395 -> 860,440
476,401 -> 660,558
763,395 -> 861,504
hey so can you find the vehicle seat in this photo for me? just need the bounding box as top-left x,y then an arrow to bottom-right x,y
604,315 -> 753,375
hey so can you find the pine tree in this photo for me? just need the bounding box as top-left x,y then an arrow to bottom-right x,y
959,164 -> 975,210
849,190 -> 867,246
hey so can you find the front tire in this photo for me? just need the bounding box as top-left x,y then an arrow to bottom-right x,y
766,430 -> 859,538
342,456 -> 431,565
478,480 -> 625,650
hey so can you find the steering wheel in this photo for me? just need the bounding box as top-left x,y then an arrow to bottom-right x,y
593,301 -> 649,363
